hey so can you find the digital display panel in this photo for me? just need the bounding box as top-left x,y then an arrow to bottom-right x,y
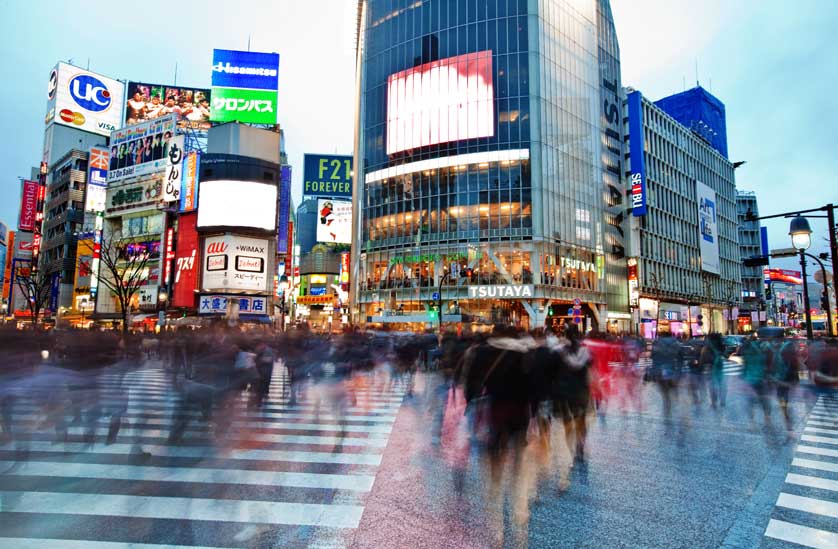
386,51 -> 494,155
197,180 -> 277,232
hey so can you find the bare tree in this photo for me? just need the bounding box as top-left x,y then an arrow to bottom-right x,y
14,263 -> 53,326
95,229 -> 153,333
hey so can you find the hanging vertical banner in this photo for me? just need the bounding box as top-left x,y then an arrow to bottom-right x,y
277,165 -> 291,253
179,151 -> 200,212
627,91 -> 648,217
18,180 -> 39,232
697,180 -> 720,274
163,134 -> 185,203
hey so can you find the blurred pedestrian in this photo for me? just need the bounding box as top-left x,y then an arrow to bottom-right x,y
703,333 -> 726,409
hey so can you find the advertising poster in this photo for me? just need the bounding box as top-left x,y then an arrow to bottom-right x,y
86,147 -> 109,212
316,199 -> 351,244
47,62 -> 125,137
386,50 -> 494,155
108,114 -> 177,183
303,154 -> 352,198
696,181 -> 720,274
277,165 -> 291,253
163,135 -> 185,203
18,180 -> 39,232
202,234 -> 270,292
210,49 -> 279,125
172,213 -> 200,308
125,81 -> 211,130
179,152 -> 200,213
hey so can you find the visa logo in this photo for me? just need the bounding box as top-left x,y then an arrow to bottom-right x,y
98,122 -> 116,131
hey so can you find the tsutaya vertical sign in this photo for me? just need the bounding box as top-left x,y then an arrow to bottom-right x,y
696,180 -> 720,274
627,90 -> 648,216
163,135 -> 184,203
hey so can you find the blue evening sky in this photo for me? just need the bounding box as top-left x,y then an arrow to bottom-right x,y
0,0 -> 835,272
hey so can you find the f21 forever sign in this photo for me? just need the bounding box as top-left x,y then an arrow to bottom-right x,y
202,234 -> 269,292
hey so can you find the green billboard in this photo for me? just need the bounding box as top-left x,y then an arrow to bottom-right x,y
210,87 -> 277,124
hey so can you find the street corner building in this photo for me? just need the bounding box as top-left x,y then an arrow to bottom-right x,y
350,0 -> 631,332
623,87 -> 740,337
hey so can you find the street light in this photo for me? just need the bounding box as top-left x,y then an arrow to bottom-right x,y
789,215 -> 812,251
790,215 -> 814,339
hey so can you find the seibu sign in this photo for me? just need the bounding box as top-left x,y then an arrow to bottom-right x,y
468,285 -> 533,299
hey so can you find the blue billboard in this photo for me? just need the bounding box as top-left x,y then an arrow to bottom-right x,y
303,154 -> 353,198
627,91 -> 648,217
211,49 -> 280,91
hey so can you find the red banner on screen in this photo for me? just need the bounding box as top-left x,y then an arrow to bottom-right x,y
18,180 -> 39,232
763,268 -> 803,285
172,213 -> 200,308
386,51 -> 494,155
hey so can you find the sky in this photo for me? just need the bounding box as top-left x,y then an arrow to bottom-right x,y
0,0 -> 835,273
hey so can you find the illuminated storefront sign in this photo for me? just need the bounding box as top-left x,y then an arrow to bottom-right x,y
297,295 -> 337,305
303,154 -> 352,198
467,285 -> 533,299
559,257 -> 596,272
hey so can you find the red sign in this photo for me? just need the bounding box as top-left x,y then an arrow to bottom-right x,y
172,213 -> 200,308
763,268 -> 803,285
18,180 -> 39,232
89,147 -> 109,170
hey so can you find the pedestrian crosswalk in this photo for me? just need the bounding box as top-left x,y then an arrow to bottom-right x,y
0,363 -> 407,548
764,393 -> 838,548
634,357 -> 743,376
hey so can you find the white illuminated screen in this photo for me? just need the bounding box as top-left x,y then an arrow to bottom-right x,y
197,180 -> 277,231
386,51 -> 494,155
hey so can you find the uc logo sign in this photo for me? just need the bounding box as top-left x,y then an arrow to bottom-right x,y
69,74 -> 111,112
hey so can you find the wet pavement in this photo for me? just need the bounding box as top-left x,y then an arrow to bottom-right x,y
0,361 -> 835,548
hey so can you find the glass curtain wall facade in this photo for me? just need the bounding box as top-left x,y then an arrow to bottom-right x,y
352,0 -> 626,331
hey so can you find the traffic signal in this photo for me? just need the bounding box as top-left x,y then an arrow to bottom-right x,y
463,268 -> 473,278
428,309 -> 438,321
822,293 -> 830,311
743,256 -> 769,267
547,306 -> 554,316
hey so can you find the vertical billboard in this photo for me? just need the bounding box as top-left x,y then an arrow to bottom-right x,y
172,213 -> 200,308
125,81 -> 211,130
303,154 -> 352,198
386,51 -> 494,155
696,181 -> 720,274
179,152 -> 200,212
46,62 -> 125,137
277,165 -> 291,253
108,114 -> 178,183
627,91 -> 648,216
316,199 -> 352,244
86,147 -> 109,212
18,180 -> 39,232
202,234 -> 270,292
163,135 -> 185,203
210,49 -> 279,125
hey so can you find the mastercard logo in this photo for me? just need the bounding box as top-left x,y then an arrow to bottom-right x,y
58,109 -> 86,126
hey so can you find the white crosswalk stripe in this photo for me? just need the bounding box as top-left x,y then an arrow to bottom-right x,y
764,394 -> 838,548
0,363 -> 409,547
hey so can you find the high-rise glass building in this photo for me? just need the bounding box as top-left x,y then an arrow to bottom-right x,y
351,0 -> 629,331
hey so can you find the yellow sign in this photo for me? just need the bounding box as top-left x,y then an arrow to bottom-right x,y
297,295 -> 336,305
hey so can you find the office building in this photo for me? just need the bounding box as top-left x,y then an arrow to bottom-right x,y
625,87 -> 740,337
351,0 -> 630,332
736,190 -> 766,332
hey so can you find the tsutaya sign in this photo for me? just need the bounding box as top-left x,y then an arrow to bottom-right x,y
560,257 -> 596,272
468,285 -> 533,299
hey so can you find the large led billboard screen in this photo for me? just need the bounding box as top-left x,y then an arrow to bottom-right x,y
202,234 -> 270,292
197,180 -> 277,232
316,199 -> 351,244
125,81 -> 211,131
764,268 -> 803,285
46,62 -> 125,137
210,49 -> 279,125
386,51 -> 494,155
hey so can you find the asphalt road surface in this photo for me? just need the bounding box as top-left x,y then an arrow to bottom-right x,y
0,361 -> 835,549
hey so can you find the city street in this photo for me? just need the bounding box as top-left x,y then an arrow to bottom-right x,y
0,360 -> 835,548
